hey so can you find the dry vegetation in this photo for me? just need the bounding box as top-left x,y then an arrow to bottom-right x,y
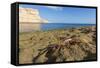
19,26 -> 96,64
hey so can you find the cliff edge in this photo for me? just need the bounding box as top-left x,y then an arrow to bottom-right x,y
19,7 -> 48,32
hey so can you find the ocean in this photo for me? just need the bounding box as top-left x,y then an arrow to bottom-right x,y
19,23 -> 96,32
41,23 -> 95,31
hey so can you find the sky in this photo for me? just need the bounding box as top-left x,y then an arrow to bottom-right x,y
19,4 -> 96,24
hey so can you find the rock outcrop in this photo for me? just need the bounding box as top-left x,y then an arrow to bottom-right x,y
19,7 -> 48,32
19,26 -> 96,64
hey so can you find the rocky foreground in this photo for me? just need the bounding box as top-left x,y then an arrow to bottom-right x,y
19,26 -> 96,64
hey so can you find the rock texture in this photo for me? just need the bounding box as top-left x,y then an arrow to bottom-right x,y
19,26 -> 96,64
19,7 -> 48,32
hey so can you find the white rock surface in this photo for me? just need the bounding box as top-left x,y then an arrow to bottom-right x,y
19,7 -> 48,32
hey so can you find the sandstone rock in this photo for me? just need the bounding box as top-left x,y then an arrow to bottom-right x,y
19,7 -> 48,32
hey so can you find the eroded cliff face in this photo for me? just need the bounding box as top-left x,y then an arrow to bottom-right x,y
19,7 -> 48,32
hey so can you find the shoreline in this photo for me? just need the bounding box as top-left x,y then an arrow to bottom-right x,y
19,25 -> 96,34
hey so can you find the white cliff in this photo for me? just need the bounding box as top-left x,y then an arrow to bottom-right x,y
19,7 -> 48,32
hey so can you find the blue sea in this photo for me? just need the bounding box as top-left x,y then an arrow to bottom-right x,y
41,23 -> 95,31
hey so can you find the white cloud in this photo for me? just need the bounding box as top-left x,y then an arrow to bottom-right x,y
45,6 -> 63,10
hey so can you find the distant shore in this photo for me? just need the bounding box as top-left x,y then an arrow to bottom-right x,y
19,23 -> 96,32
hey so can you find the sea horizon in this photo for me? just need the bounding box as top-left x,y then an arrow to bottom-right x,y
41,23 -> 96,31
19,23 -> 96,32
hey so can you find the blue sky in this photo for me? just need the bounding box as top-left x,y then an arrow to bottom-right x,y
19,4 -> 96,24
